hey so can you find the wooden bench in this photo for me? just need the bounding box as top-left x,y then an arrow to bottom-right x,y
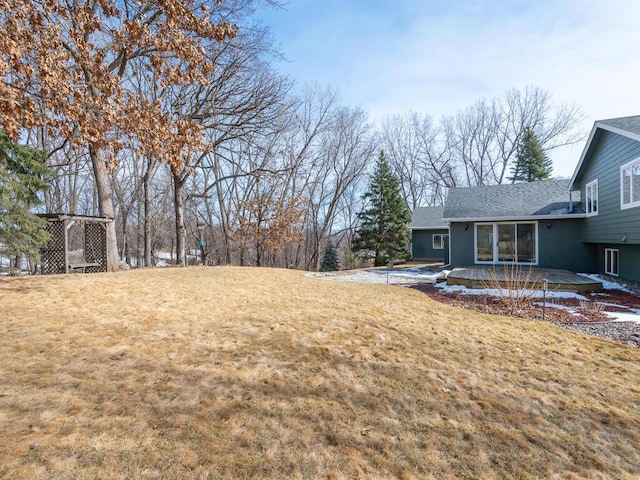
68,261 -> 100,273
67,251 -> 100,273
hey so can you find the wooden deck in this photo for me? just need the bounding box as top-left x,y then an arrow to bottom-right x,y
446,266 -> 603,292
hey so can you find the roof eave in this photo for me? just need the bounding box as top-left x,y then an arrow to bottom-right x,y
443,213 -> 586,222
410,225 -> 450,230
570,120 -> 640,189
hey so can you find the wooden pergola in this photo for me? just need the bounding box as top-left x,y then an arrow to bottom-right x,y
39,214 -> 112,274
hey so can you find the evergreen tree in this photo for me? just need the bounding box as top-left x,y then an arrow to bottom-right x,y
319,240 -> 339,272
509,127 -> 553,183
353,151 -> 411,266
0,130 -> 52,264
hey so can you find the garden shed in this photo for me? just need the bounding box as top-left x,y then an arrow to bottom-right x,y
39,214 -> 112,274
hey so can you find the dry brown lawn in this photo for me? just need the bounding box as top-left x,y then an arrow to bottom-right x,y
0,266 -> 639,479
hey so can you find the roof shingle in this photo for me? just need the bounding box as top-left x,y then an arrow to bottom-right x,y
597,115 -> 640,136
443,179 -> 582,220
409,206 -> 447,229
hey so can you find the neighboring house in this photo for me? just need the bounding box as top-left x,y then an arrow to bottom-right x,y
409,206 -> 449,263
569,116 -> 640,283
418,115 -> 640,284
442,179 -> 595,273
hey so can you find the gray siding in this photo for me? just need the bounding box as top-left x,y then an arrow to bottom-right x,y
450,220 -> 596,272
449,222 -> 475,267
538,219 -> 597,272
596,244 -> 640,283
411,229 -> 449,261
574,131 -> 640,244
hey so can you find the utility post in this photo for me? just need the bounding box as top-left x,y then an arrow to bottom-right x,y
196,221 -> 206,266
542,279 -> 549,321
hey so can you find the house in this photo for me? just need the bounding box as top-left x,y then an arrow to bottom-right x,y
443,179 -> 595,273
568,115 -> 640,283
409,206 -> 449,263
411,115 -> 640,284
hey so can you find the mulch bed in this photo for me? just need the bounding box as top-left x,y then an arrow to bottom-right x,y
409,283 -> 640,346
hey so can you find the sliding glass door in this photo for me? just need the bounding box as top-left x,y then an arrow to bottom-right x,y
475,222 -> 537,264
476,224 -> 494,262
497,224 -> 516,262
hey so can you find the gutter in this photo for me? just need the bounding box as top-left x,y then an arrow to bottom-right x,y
442,213 -> 587,222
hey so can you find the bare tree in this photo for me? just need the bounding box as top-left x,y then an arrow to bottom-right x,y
381,112 -> 451,208
442,87 -> 584,187
493,86 -> 584,183
304,106 -> 376,270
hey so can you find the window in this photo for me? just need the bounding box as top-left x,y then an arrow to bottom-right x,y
516,223 -> 536,263
621,158 -> 640,209
585,179 -> 598,216
605,248 -> 619,276
432,234 -> 448,249
476,224 -> 493,262
475,222 -> 537,264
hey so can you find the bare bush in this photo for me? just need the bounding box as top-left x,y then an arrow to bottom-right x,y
480,263 -> 543,314
579,299 -> 607,312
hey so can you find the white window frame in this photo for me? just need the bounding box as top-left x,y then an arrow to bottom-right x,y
620,157 -> 640,210
432,234 -> 447,250
474,221 -> 538,265
585,179 -> 598,216
604,248 -> 619,276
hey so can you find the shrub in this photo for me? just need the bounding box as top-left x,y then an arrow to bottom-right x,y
480,262 -> 543,315
320,241 -> 339,272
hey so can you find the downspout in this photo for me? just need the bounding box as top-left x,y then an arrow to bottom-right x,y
443,221 -> 452,268
569,190 -> 574,213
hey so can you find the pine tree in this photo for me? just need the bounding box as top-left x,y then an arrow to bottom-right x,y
353,151 -> 411,266
509,127 -> 553,183
0,130 -> 52,264
319,240 -> 340,272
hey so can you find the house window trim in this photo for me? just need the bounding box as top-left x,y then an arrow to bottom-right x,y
474,221 -> 538,265
585,179 -> 598,216
620,157 -> 640,210
432,233 -> 447,250
604,248 -> 619,277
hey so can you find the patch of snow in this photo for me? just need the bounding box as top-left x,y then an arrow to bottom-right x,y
535,302 -> 576,311
597,302 -> 633,309
309,270 -> 436,285
368,269 -> 441,280
605,310 -> 640,324
434,282 -> 589,301
545,291 -> 589,300
577,273 -> 634,293
307,266 -> 443,285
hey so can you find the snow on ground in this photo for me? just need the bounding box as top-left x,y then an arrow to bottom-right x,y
606,310 -> 640,324
578,273 -> 635,292
310,266 -> 640,324
436,284 -> 589,301
308,267 -> 441,285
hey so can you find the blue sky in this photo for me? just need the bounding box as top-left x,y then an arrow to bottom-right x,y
254,0 -> 640,177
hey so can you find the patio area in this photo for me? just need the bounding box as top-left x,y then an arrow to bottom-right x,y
446,266 -> 603,292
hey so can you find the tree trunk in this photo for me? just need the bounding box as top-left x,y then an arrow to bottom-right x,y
122,211 -> 130,266
173,171 -> 186,267
256,244 -> 262,267
90,147 -> 120,272
143,162 -> 153,267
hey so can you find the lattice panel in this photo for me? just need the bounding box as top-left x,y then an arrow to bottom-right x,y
85,223 -> 107,272
41,221 -> 66,274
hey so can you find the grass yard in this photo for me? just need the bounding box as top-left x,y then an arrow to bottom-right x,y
0,266 -> 639,479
